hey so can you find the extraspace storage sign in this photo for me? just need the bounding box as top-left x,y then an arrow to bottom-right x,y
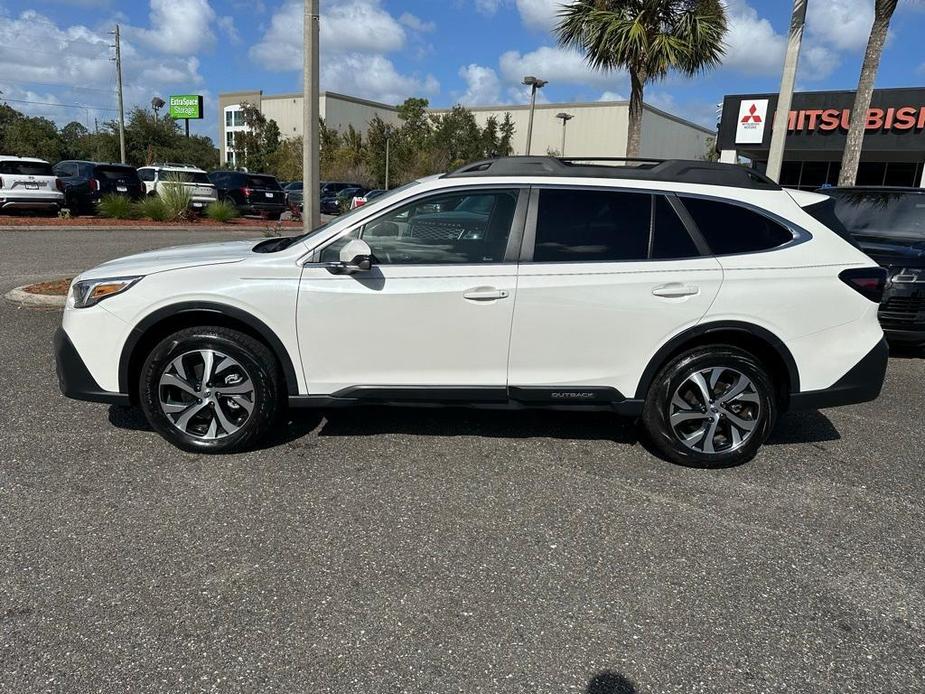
169,95 -> 204,120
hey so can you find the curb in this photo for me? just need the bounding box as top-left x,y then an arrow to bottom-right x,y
3,286 -> 67,308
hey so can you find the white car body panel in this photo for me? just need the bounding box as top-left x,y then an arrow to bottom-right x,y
298,263 -> 517,393
59,166 -> 885,417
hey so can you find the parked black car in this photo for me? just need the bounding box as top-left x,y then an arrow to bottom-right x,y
321,186 -> 367,215
283,181 -> 303,209
208,171 -> 287,218
823,186 -> 925,345
320,181 -> 361,197
53,161 -> 144,214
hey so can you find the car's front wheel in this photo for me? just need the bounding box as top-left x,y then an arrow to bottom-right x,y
139,326 -> 281,453
642,345 -> 777,468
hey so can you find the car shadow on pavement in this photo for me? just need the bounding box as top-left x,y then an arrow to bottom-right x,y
313,406 -> 640,444
107,405 -> 325,451
888,344 -> 925,360
766,409 -> 841,446
586,671 -> 637,694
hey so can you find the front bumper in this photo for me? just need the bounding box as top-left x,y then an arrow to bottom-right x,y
789,337 -> 889,410
54,328 -> 130,405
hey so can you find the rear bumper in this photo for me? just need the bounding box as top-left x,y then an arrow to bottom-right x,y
789,337 -> 888,410
1,195 -> 62,210
54,328 -> 130,406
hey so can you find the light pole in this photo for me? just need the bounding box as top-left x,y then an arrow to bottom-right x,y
522,75 -> 547,156
151,97 -> 165,122
303,0 -> 320,229
556,112 -> 573,156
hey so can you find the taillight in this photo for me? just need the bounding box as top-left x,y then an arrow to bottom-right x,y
89,179 -> 99,192
839,267 -> 887,303
242,187 -> 252,198
56,178 -> 65,193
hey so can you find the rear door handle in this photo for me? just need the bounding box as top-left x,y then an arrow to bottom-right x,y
652,283 -> 700,298
463,287 -> 510,301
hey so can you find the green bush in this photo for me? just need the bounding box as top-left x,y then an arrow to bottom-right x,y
204,199 -> 239,223
98,194 -> 137,219
135,196 -> 169,222
159,173 -> 193,220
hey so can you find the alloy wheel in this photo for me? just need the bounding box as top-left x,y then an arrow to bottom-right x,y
158,349 -> 255,440
668,367 -> 761,455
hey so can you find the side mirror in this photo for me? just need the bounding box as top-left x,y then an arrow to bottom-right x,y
326,238 -> 374,275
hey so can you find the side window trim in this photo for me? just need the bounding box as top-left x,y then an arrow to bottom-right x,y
665,193 -> 711,256
308,186 -> 529,266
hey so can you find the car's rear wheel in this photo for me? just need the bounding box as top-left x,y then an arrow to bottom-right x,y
139,326 -> 281,454
642,345 -> 777,468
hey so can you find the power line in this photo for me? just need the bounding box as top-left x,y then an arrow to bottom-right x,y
0,97 -> 118,113
0,78 -> 116,95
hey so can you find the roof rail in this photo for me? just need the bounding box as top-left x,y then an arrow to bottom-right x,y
443,156 -> 780,190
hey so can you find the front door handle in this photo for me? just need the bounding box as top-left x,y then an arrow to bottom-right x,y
652,283 -> 700,298
463,287 -> 510,301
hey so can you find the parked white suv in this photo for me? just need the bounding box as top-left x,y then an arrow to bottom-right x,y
55,157 -> 888,467
0,156 -> 64,214
136,163 -> 217,211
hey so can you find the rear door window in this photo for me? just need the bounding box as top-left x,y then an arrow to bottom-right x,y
533,189 -> 652,262
0,161 -> 54,176
680,197 -> 794,255
652,196 -> 700,259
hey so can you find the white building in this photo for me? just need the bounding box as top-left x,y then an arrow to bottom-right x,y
218,90 -> 714,167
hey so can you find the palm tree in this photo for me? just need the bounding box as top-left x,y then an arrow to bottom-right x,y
555,0 -> 727,158
838,0 -> 900,186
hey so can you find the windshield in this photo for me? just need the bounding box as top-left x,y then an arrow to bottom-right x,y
283,180 -> 423,247
829,191 -> 925,240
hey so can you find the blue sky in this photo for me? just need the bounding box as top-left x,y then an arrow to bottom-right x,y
1,0 -> 924,142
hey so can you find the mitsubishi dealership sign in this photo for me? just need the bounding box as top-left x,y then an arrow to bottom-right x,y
719,87 -> 925,152
735,99 -> 769,144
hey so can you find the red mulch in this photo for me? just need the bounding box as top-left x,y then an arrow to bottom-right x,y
0,215 -> 302,228
23,278 -> 73,296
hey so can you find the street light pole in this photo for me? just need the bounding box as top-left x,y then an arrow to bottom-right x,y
556,112 -> 573,156
112,24 -> 126,164
303,0 -> 321,230
385,136 -> 390,191
522,76 -> 547,156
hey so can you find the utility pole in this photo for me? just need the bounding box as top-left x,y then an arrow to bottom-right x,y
112,24 -> 127,164
522,76 -> 547,156
766,0 -> 807,183
385,136 -> 390,190
303,0 -> 320,229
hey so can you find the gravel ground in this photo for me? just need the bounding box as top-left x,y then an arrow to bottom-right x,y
1,228 -> 924,693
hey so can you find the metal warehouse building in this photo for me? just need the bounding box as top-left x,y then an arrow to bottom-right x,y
718,87 -> 925,190
218,90 -> 714,167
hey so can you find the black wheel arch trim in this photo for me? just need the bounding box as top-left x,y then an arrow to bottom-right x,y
634,321 -> 801,401
118,301 -> 300,397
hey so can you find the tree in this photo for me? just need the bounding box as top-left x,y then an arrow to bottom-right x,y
3,115 -> 64,162
838,0 -> 900,186
555,0 -> 726,157
268,136 -> 303,181
231,102 -> 281,172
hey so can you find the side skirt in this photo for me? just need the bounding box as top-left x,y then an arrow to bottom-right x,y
288,385 -> 644,416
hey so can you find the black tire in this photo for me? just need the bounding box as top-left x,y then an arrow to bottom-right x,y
139,326 -> 282,454
641,345 -> 777,468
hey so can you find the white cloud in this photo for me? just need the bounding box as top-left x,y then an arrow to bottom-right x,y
500,45 -> 623,89
598,91 -> 627,102
515,0 -> 564,31
806,0 -> 874,52
399,12 -> 435,33
133,0 -> 218,55
722,0 -> 840,81
458,64 -> 502,105
250,0 -> 438,105
217,15 -> 240,44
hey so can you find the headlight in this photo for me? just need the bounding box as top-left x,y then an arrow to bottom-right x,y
70,276 -> 143,309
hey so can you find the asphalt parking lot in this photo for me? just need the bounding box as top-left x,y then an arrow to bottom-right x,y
1,228 -> 924,693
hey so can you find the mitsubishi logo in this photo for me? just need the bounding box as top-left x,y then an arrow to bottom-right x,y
741,103 -> 763,124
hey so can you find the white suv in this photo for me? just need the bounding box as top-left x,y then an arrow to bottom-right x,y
55,157 -> 888,467
136,163 -> 217,211
0,156 -> 64,214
